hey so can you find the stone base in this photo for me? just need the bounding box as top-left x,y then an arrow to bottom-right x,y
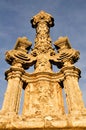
0,114 -> 86,130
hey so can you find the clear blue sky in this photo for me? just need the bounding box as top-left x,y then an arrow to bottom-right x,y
0,0 -> 86,112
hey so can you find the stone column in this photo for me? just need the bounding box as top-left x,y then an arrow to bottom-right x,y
62,66 -> 85,115
1,67 -> 24,115
1,37 -> 33,115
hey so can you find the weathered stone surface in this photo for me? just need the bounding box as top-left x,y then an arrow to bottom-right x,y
22,76 -> 64,117
0,10 -> 86,130
0,114 -> 86,130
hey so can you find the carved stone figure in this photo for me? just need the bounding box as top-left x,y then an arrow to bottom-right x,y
0,10 -> 86,130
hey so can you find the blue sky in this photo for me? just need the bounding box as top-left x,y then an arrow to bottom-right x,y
0,0 -> 86,113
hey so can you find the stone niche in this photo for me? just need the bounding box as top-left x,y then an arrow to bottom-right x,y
0,10 -> 86,130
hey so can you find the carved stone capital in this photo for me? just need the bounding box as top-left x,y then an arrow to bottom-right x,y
5,66 -> 25,80
31,10 -> 54,28
61,66 -> 81,79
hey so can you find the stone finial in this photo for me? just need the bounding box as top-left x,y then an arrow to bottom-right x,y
53,37 -> 80,68
14,37 -> 32,52
30,11 -> 55,72
31,10 -> 54,28
54,36 -> 71,50
5,37 -> 34,69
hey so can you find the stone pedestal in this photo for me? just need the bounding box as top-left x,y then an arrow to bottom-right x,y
22,73 -> 65,117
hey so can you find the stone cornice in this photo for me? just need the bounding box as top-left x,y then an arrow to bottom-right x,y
22,71 -> 64,85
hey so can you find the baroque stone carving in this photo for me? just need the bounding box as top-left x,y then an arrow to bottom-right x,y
0,10 -> 86,130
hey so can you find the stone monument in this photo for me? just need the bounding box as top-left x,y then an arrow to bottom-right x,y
0,10 -> 86,130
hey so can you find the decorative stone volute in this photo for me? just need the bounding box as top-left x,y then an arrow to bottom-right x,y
54,36 -> 80,68
5,37 -> 36,69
